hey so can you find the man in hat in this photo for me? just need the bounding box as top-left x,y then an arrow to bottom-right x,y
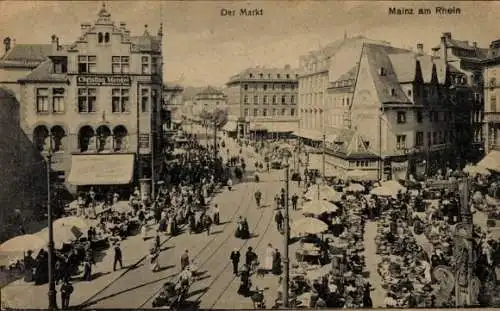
60,279 -> 74,308
113,242 -> 123,271
180,249 -> 190,271
230,249 -> 240,275
275,210 -> 284,232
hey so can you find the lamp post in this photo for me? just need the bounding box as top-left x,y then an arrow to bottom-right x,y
45,135 -> 57,309
213,119 -> 218,160
322,134 -> 326,179
204,120 -> 208,148
282,158 -> 290,308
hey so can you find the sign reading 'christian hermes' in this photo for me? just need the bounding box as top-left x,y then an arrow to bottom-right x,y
77,75 -> 131,86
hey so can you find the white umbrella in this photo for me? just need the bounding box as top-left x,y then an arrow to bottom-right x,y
346,169 -> 368,181
463,164 -> 490,176
291,217 -> 329,237
380,180 -> 406,192
53,216 -> 89,231
36,225 -> 82,249
345,183 -> 364,192
304,185 -> 342,202
302,200 -> 339,216
0,234 -> 46,253
306,264 -> 332,281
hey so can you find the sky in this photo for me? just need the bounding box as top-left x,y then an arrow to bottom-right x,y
1,1 -> 499,87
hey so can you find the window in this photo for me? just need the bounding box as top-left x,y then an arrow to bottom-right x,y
141,56 -> 150,74
291,95 -> 295,104
36,88 -> 49,112
112,88 -> 130,113
249,73 -> 253,78
254,95 -> 259,104
282,95 -> 286,104
78,55 -> 96,73
98,32 -> 103,43
244,84 -> 248,91
263,109 -> 268,116
281,108 -> 286,116
281,84 -> 286,90
263,95 -> 268,104
286,74 -> 290,79
253,108 -> 258,116
253,84 -> 258,90
408,89 -> 412,97
244,95 -> 249,104
416,111 -> 423,123
272,108 -> 277,116
263,84 -> 268,91
397,111 -> 406,124
105,32 -> 110,43
415,131 -> 424,146
427,132 -> 431,146
391,88 -> 396,96
259,73 -> 263,78
379,67 -> 386,76
52,88 -> 65,112
291,108 -> 295,116
346,98 -> 350,106
439,131 -> 445,144
491,95 -> 497,112
78,88 -> 97,113
152,89 -> 158,111
151,57 -> 158,74
433,132 -> 438,145
141,88 -> 149,112
112,56 -> 130,73
54,59 -> 67,73
396,135 -> 407,149
277,74 -> 281,78
244,108 -> 249,116
272,95 -> 277,104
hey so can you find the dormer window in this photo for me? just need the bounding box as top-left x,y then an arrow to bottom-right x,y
379,67 -> 386,76
104,32 -> 110,43
391,88 -> 396,96
53,57 -> 68,74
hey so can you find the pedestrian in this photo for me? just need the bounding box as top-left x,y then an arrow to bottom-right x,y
275,210 -> 284,232
227,178 -> 233,191
204,214 -> 213,236
113,243 -> 123,271
213,204 -> 220,225
274,194 -> 280,210
60,279 -> 74,309
230,249 -> 240,275
291,194 -> 299,210
83,258 -> 92,281
181,249 -> 190,271
155,230 -> 161,251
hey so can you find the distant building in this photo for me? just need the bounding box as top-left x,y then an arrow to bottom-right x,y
431,32 -> 487,164
3,4 -> 164,196
225,65 -> 299,139
192,86 -> 227,119
162,82 -> 184,130
483,39 -> 500,156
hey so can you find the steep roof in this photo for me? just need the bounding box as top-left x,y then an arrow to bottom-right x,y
18,59 -> 68,83
334,66 -> 357,82
227,66 -> 300,84
325,127 -> 377,157
364,44 -> 411,104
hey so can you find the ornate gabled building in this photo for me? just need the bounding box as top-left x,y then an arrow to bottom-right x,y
11,4 -> 164,197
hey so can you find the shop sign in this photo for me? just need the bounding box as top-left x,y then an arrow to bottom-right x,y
138,133 -> 150,154
391,160 -> 408,181
77,75 -> 131,86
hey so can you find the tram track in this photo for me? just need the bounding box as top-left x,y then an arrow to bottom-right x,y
136,181 -> 260,308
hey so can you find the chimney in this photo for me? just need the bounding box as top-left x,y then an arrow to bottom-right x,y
417,43 -> 424,55
440,35 -> 448,63
51,34 -> 58,53
443,32 -> 452,39
3,37 -> 11,54
473,41 -> 477,48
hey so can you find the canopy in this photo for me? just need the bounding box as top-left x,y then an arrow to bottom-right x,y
291,217 -> 329,237
370,180 -> 406,198
36,225 -> 83,248
67,154 -> 135,185
0,234 -> 46,253
345,183 -> 364,192
53,216 -> 89,231
292,129 -> 324,141
346,169 -> 369,181
463,164 -> 491,176
302,200 -> 339,216
265,122 -> 297,133
304,185 -> 342,202
477,150 -> 500,172
222,121 -> 237,132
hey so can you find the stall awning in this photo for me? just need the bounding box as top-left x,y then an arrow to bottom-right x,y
222,121 -> 237,132
477,150 -> 500,172
67,154 -> 135,186
266,122 -> 298,133
292,129 -> 324,141
249,123 -> 267,131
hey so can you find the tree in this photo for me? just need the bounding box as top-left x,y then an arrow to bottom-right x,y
198,108 -> 228,128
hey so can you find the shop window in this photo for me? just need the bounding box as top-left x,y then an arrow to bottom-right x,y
141,56 -> 150,74
112,88 -> 130,113
141,88 -> 150,112
52,88 -> 65,113
396,135 -> 407,149
112,56 -> 130,73
397,111 -> 407,124
36,88 -> 49,113
78,88 -> 97,113
78,55 -> 96,73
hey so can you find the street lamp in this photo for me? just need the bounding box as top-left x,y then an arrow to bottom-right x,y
282,157 -> 290,308
45,134 -> 57,309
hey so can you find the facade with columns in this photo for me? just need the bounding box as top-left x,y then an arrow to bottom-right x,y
15,5 -> 163,194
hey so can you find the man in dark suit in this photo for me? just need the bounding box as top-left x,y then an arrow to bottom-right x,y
230,249 -> 240,275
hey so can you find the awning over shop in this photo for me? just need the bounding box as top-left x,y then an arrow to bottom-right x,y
266,122 -> 298,133
477,150 -> 500,172
172,119 -> 183,124
292,129 -> 324,141
249,123 -> 267,131
222,121 -> 237,132
67,154 -> 135,186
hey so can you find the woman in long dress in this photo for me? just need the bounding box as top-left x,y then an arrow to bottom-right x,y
264,244 -> 274,271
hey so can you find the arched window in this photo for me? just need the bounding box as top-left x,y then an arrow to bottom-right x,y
104,32 -> 110,43
98,32 -> 103,43
50,126 -> 66,152
78,126 -> 95,152
96,125 -> 112,152
113,125 -> 128,151
33,125 -> 49,151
